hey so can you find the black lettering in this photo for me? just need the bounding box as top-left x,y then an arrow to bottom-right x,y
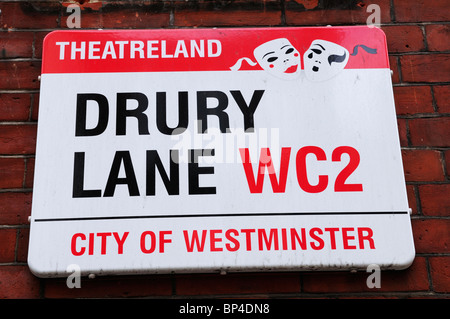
75,93 -> 109,136
230,90 -> 264,132
146,150 -> 180,195
104,151 -> 140,197
197,91 -> 230,133
156,92 -> 189,135
72,152 -> 102,197
188,149 -> 216,195
116,92 -> 150,136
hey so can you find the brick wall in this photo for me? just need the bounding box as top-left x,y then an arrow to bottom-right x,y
0,0 -> 448,299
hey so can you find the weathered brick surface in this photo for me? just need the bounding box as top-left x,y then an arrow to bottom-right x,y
401,149 -> 445,182
0,0 -> 448,299
401,54 -> 450,83
419,184 -> 450,216
394,0 -> 449,23
409,117 -> 450,147
393,86 -> 434,115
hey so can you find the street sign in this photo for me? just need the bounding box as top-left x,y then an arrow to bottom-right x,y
28,26 -> 415,277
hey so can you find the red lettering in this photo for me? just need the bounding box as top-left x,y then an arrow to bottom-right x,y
71,233 -> 86,256
342,227 -> 357,249
159,230 -> 172,253
291,228 -> 307,250
97,232 -> 112,255
281,228 -> 288,250
358,227 -> 375,249
210,229 -> 223,252
324,227 -> 339,250
239,146 -> 362,194
332,146 -> 363,192
113,232 -> 129,254
241,229 -> 255,251
72,232 -> 129,256
239,147 -> 291,193
88,232 -> 95,255
140,231 -> 156,253
257,228 -> 279,251
309,227 -> 325,250
296,146 -> 328,193
225,229 -> 240,251
183,230 -> 207,252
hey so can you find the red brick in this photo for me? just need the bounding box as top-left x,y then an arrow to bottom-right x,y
419,184 -> 450,216
389,56 -> 400,84
0,2 -> 59,30
176,272 -> 300,295
33,31 -> 50,59
434,85 -> 450,113
302,257 -> 429,293
0,124 -> 37,155
406,185 -> 418,215
0,32 -> 34,58
60,8 -> 102,29
0,157 -> 25,189
401,149 -> 444,182
16,228 -> 30,263
100,9 -> 170,29
62,0 -> 103,11
446,150 -> 450,179
44,275 -> 172,298
0,93 -> 31,121
288,0 -> 319,10
397,118 -> 408,147
429,256 -> 450,293
409,117 -> 450,147
0,266 -> 41,298
412,219 -> 450,253
0,192 -> 32,225
93,1 -> 170,29
382,25 -> 425,53
31,93 -> 39,121
24,157 -> 35,188
400,54 -> 450,83
393,86 -> 434,115
394,0 -> 449,22
426,25 -> 450,52
285,0 -> 391,25
174,1 -> 281,27
176,10 -> 281,27
0,229 -> 16,262
0,61 -> 41,90
376,257 -> 429,292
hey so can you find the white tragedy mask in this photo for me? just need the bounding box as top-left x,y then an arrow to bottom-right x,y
303,39 -> 349,82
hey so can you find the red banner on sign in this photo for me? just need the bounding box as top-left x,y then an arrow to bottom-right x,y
42,26 -> 389,74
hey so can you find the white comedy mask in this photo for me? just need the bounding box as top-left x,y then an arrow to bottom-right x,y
303,40 -> 349,82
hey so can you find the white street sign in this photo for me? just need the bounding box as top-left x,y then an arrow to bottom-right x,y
28,27 -> 415,277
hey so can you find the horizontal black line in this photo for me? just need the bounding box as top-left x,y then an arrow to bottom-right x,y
33,211 -> 409,222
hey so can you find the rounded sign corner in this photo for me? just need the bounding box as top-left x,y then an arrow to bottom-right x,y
370,26 -> 388,43
42,30 -> 65,47
402,253 -> 416,270
27,257 -> 52,278
393,247 -> 416,271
